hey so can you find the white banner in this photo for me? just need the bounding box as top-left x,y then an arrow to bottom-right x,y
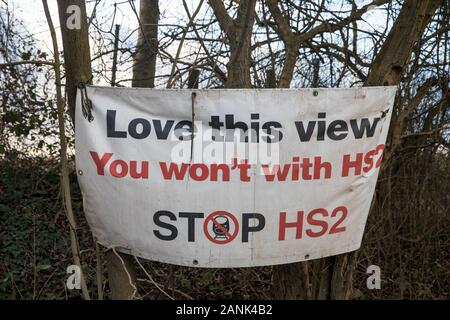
75,86 -> 396,268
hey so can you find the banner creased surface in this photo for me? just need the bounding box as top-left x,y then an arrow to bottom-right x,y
75,86 -> 396,268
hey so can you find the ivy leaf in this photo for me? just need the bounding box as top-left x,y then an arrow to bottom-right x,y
21,51 -> 32,61
35,264 -> 51,272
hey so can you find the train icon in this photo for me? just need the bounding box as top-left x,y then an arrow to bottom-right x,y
212,215 -> 230,239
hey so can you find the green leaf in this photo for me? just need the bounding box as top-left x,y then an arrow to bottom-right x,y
35,264 -> 51,272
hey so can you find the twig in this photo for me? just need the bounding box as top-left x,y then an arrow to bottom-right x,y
166,0 -> 205,88
95,242 -> 104,300
133,256 -> 174,300
138,278 -> 194,300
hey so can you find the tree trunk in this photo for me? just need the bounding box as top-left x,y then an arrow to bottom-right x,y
102,0 -> 162,300
132,0 -> 159,88
208,0 -> 257,88
58,0 -> 138,300
106,0 -> 161,299
272,0 -> 441,300
105,250 -> 137,300
44,0 -> 90,300
365,0 -> 442,87
57,0 -> 92,121
278,44 -> 300,88
225,1 -> 256,88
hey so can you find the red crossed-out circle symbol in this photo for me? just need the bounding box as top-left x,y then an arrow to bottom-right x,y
203,211 -> 239,244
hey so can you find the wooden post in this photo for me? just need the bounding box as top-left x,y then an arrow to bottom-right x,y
265,69 -> 276,88
111,24 -> 120,87
312,58 -> 320,87
188,69 -> 200,89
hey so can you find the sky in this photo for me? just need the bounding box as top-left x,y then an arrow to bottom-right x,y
6,0 -> 209,50
5,0 -> 391,87
7,1 -> 144,54
8,0 -> 390,48
7,0 -> 213,86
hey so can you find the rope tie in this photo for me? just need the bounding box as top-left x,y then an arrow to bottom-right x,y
77,82 -> 94,122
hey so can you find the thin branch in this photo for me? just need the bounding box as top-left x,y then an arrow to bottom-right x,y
0,60 -> 54,68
